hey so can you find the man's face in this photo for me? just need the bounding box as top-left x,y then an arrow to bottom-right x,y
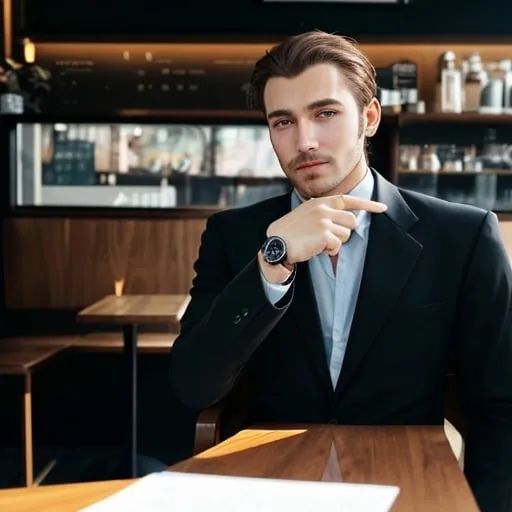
264,63 -> 378,199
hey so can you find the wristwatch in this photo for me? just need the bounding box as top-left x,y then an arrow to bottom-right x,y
261,236 -> 288,266
260,236 -> 296,285
261,236 -> 287,265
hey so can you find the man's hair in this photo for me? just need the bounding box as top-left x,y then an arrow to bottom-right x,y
247,30 -> 377,114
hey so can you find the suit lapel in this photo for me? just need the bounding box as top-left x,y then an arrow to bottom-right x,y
257,193 -> 333,397
334,171 -> 423,399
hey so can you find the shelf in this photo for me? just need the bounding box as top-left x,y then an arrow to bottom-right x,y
89,172 -> 289,187
398,170 -> 512,176
399,112 -> 512,125
0,110 -> 267,126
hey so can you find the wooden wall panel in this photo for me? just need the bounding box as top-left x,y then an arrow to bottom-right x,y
2,218 -> 207,309
499,221 -> 512,260
3,218 -> 70,309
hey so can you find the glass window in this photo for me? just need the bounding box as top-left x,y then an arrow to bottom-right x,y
14,122 -> 290,209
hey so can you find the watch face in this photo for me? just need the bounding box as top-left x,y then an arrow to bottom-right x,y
264,237 -> 286,264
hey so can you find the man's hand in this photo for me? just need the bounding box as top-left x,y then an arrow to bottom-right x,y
266,195 -> 387,263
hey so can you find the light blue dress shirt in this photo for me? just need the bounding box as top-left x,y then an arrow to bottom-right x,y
261,170 -> 375,387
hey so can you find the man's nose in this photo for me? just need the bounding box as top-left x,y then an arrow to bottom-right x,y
296,122 -> 319,153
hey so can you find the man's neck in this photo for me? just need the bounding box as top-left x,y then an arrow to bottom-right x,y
331,158 -> 369,196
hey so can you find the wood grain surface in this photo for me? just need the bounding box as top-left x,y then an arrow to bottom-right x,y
2,218 -> 206,309
0,425 -> 478,512
77,294 -> 190,324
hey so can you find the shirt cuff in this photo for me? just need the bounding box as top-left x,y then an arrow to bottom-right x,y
260,269 -> 295,306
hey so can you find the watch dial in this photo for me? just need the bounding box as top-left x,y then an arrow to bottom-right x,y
265,238 -> 285,263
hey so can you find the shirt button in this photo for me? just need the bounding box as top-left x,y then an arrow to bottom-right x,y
234,314 -> 241,324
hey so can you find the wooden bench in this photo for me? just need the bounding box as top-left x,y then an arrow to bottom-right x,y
0,332 -> 178,486
0,345 -> 69,487
0,333 -> 177,354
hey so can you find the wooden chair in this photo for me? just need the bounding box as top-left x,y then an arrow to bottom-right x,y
193,375 -> 250,455
193,369 -> 466,466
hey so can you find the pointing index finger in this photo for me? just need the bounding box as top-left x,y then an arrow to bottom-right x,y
340,195 -> 388,213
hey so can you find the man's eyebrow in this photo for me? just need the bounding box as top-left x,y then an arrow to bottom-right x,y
266,98 -> 344,120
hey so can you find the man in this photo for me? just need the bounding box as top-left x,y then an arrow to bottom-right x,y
169,31 -> 512,511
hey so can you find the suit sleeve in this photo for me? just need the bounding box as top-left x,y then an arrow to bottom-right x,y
454,211 -> 512,512
169,213 -> 294,410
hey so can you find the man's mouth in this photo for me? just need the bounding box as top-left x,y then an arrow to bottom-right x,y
296,160 -> 327,170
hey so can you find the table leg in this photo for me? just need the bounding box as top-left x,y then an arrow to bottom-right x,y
123,324 -> 138,478
23,372 -> 33,487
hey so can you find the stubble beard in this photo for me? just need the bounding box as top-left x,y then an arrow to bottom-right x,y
287,140 -> 365,200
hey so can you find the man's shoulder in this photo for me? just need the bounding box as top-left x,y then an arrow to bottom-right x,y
398,186 -> 490,229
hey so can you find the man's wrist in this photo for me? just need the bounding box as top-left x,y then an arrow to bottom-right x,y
280,260 -> 295,272
258,251 -> 295,285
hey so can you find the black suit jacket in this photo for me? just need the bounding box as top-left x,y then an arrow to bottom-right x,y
170,170 -> 512,512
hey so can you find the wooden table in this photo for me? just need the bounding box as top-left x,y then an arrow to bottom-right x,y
77,294 -> 189,478
0,345 -> 69,487
0,425 -> 480,511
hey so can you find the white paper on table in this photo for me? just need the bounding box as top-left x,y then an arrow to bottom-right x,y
80,470 -> 400,512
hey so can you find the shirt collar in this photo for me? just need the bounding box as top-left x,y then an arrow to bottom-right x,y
291,169 -> 374,239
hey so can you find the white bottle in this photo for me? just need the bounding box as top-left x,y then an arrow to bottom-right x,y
440,51 -> 462,113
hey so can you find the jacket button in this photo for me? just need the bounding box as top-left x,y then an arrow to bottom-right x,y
327,418 -> 338,425
234,314 -> 241,324
241,308 -> 249,317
